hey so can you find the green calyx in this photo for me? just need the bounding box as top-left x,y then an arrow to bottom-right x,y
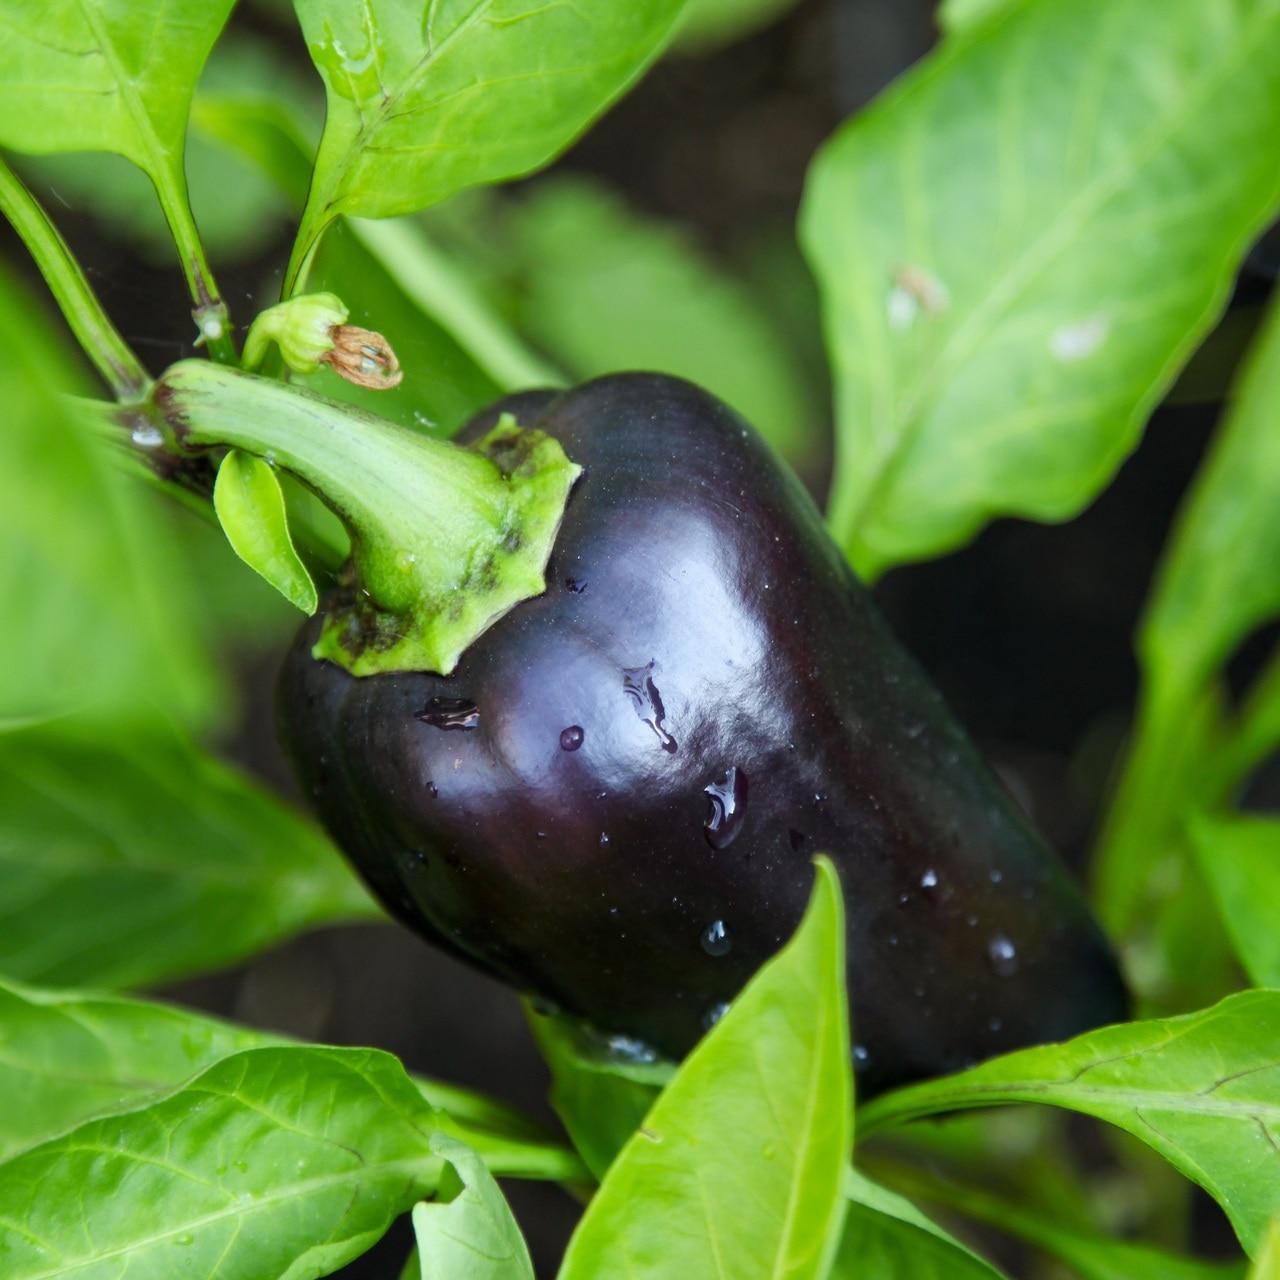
157,360 -> 580,677
313,414 -> 579,676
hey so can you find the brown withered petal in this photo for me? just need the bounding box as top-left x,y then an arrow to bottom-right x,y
321,324 -> 404,390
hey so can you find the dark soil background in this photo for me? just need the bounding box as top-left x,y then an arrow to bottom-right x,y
4,0 -> 1276,1275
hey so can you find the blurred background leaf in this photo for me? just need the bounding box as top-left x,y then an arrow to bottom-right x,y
860,1156 -> 1247,1279
675,0 -> 806,53
0,262 -> 222,730
526,1009 -> 667,1181
0,719 -> 381,990
1138,296 -> 1280,753
1094,292 -> 1280,1005
498,174 -> 821,468
1191,816 -> 1280,990
833,1171 -> 1008,1278
1250,1220 -> 1280,1279
935,0 -> 1017,34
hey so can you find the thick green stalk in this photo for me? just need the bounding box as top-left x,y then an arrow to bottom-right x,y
156,361 -> 581,676
0,158 -> 149,400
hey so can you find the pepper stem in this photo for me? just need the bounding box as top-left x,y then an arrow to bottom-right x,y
156,361 -> 579,676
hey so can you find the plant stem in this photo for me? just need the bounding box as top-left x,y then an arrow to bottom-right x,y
460,1127 -> 589,1184
282,222 -> 321,300
0,157 -> 149,400
156,361 -> 580,676
150,161 -> 239,366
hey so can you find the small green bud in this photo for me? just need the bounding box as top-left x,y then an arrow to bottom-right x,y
241,294 -> 404,391
243,292 -> 349,375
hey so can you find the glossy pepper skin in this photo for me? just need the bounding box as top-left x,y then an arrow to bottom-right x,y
278,373 -> 1127,1096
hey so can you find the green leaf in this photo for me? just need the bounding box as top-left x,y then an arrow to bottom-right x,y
858,991 -> 1280,1258
508,175 -> 820,466
411,1135 -> 534,1280
558,859 -> 851,1279
800,0 -> 1280,579
0,973 -> 583,1182
214,449 -> 319,614
0,719 -> 381,989
832,1170 -> 1008,1278
187,31 -> 322,216
0,0 -> 234,171
1191,816 -> 1280,988
289,0 -> 688,288
0,1045 -> 447,1279
17,30 -> 311,267
0,0 -> 236,310
0,978 -> 262,1162
527,1009 -> 666,1180
0,263 -> 219,731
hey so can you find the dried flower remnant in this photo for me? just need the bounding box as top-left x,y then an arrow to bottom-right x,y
322,323 -> 403,389
241,292 -> 402,390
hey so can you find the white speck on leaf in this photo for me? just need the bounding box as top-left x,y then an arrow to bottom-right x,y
1050,316 -> 1109,362
887,285 -> 918,330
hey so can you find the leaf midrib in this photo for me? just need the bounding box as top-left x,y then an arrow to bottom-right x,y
16,1153 -> 434,1279
72,0 -> 171,172
768,981 -> 842,1280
